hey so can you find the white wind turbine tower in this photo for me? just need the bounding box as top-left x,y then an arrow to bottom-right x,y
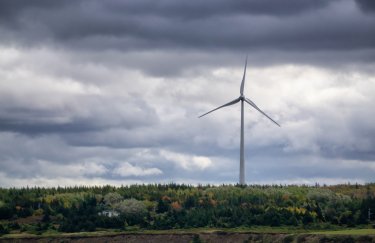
199,57 -> 280,185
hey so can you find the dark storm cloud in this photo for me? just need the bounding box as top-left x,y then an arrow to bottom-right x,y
0,94 -> 159,135
0,0 -> 64,20
0,0 -> 334,21
0,0 -> 375,186
0,0 -> 374,55
355,0 -> 375,13
102,0 -> 333,18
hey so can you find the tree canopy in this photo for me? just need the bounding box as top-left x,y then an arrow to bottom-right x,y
0,183 -> 374,234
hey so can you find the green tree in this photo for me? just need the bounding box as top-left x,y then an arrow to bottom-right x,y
104,192 -> 123,207
114,198 -> 147,225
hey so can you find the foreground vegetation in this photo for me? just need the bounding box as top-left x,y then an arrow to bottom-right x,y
1,227 -> 375,240
0,183 -> 374,236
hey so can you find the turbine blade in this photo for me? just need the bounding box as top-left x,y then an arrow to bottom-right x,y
198,97 -> 240,118
240,56 -> 248,95
245,98 -> 280,127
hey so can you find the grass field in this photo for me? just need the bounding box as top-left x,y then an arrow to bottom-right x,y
312,228 -> 375,235
2,226 -> 375,239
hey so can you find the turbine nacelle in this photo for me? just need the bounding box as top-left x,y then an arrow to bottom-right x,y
198,57 -> 280,127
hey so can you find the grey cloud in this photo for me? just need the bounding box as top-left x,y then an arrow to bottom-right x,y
249,156 -> 375,183
0,96 -> 158,135
0,0 -> 374,58
0,0 -> 336,22
0,0 -> 375,186
355,0 -> 375,13
0,0 -> 65,22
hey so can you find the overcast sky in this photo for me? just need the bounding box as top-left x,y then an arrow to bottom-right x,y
0,0 -> 375,187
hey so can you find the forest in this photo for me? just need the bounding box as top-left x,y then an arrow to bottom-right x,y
0,183 -> 374,235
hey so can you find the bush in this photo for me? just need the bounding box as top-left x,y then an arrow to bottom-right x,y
0,224 -> 9,236
0,206 -> 14,219
191,234 -> 204,243
283,235 -> 294,243
5,222 -> 20,231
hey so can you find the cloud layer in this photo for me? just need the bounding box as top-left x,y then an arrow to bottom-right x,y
0,0 -> 374,187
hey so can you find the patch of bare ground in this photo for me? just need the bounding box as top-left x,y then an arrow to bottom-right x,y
1,232 -> 375,243
12,215 -> 43,225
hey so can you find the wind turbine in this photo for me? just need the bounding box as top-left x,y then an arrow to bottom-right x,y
198,57 -> 280,185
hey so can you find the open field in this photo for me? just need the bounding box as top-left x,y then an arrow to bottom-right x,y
312,228 -> 375,235
1,227 -> 375,242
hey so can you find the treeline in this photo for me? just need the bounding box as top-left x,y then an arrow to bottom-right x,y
0,183 -> 374,234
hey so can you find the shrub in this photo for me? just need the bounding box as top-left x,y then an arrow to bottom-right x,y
0,224 -> 9,236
